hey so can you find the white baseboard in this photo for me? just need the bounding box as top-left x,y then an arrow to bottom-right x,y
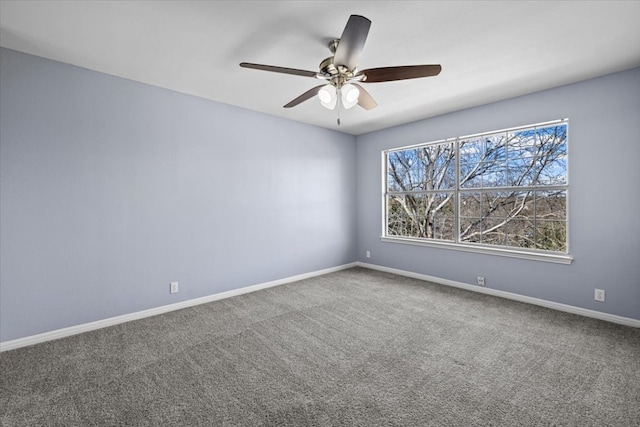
0,262 -> 358,352
4,260 -> 636,352
356,262 -> 640,328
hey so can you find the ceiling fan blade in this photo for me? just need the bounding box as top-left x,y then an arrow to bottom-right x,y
359,65 -> 442,83
240,62 -> 317,78
352,84 -> 377,110
333,15 -> 371,70
283,85 -> 326,108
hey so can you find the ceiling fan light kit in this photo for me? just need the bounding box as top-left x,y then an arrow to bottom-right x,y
318,85 -> 337,109
341,84 -> 360,109
318,83 -> 359,110
240,14 -> 441,124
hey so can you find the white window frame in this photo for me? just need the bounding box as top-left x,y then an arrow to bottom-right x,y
381,119 -> 572,264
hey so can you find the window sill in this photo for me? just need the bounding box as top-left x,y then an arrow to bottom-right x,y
380,236 -> 573,264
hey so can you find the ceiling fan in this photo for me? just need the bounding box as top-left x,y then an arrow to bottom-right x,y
240,15 -> 441,125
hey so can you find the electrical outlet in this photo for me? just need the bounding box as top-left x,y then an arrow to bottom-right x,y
366,250 -> 371,259
477,276 -> 485,286
594,289 -> 605,302
170,282 -> 179,294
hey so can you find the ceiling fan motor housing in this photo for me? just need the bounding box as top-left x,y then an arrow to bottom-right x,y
319,39 -> 359,88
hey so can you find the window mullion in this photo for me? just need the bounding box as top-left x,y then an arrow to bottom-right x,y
454,137 -> 460,244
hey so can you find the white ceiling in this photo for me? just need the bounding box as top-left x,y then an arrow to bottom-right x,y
1,1 -> 639,135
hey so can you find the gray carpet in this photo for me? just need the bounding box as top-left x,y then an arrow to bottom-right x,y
1,267 -> 639,426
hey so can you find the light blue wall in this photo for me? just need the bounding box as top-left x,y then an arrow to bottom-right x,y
0,48 -> 357,342
2,47 -> 638,343
356,67 -> 640,321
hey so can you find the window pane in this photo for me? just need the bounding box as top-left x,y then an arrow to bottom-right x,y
434,151 -> 457,189
535,190 -> 567,220
459,217 -> 482,243
459,138 -> 481,188
537,124 -> 567,147
535,220 -> 567,252
429,193 -> 455,241
507,156 -> 535,186
507,128 -> 537,186
490,191 -> 536,219
482,167 -> 507,187
387,150 -> 419,191
535,124 -> 567,185
459,191 -> 481,242
386,194 -> 427,238
459,192 -> 482,217
387,143 -> 455,192
508,128 -> 537,160
505,219 -> 536,248
424,143 -> 456,190
460,163 -> 483,188
481,191 -> 511,218
482,134 -> 508,188
461,134 -> 507,189
478,192 -> 510,246
482,217 -> 507,246
536,155 -> 567,185
507,124 -> 567,187
484,133 -> 507,163
511,191 -> 535,220
459,138 -> 483,163
387,194 -> 406,236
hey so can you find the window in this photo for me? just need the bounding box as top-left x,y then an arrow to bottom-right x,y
383,119 -> 569,262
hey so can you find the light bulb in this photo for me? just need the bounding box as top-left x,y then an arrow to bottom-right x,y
318,85 -> 337,110
318,87 -> 332,103
341,84 -> 360,109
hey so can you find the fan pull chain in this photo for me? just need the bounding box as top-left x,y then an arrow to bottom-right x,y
336,88 -> 342,126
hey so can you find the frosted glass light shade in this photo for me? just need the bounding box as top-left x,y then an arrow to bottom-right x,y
318,85 -> 337,110
341,84 -> 360,109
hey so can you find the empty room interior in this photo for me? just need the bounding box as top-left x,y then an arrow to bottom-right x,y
1,1 -> 639,426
